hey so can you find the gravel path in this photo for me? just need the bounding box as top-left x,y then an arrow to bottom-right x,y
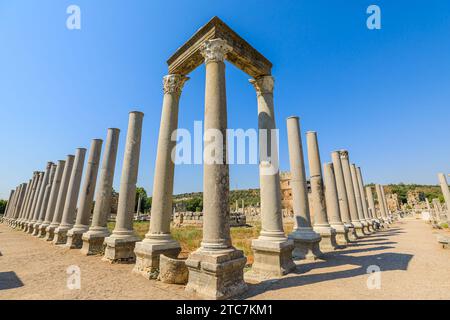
1,218 -> 449,299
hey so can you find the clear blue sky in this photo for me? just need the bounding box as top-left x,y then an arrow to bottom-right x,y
1,0 -> 449,199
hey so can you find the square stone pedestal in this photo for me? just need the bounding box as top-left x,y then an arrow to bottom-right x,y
31,223 -> 41,236
133,238 -> 181,279
288,228 -> 322,260
248,237 -> 296,279
330,224 -> 349,247
185,247 -> 247,300
66,226 -> 89,249
352,221 -> 365,237
44,225 -> 57,241
103,234 -> 140,263
27,223 -> 35,234
53,226 -> 71,245
314,226 -> 340,252
81,229 -> 110,255
37,223 -> 50,238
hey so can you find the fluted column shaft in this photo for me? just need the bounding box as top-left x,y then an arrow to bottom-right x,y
350,164 -> 365,223
356,166 -> 370,221
36,164 -> 56,224
42,160 -> 65,226
366,186 -> 376,219
375,184 -> 387,218
31,162 -> 53,223
28,172 -> 44,223
323,163 -> 344,226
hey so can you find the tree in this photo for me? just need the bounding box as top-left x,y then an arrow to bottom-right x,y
135,187 -> 151,213
0,200 -> 7,214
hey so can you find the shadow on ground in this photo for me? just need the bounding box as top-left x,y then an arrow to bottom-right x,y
0,271 -> 24,290
241,225 -> 413,299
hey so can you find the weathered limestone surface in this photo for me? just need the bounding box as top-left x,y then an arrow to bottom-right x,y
185,39 -> 247,299
53,149 -> 86,245
29,163 -> 52,234
331,151 -> 356,241
158,255 -> 189,284
67,139 -> 103,249
133,75 -> 187,278
33,164 -> 56,236
339,151 -> 364,237
351,164 -> 369,235
307,131 -> 338,252
26,172 -> 44,233
38,160 -> 65,237
46,155 -> 74,241
103,112 -> 143,263
356,166 -> 373,232
82,128 -> 120,255
438,173 -> 450,222
323,163 -> 349,246
286,117 -> 322,260
248,76 -> 294,278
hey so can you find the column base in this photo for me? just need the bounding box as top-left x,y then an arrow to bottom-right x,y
314,225 -> 341,251
31,223 -> 42,236
81,229 -> 110,255
53,225 -> 72,245
352,221 -> 366,237
37,223 -> 50,238
27,222 -> 36,234
288,228 -> 323,260
44,225 -> 57,241
102,233 -> 140,263
185,247 -> 247,300
66,225 -> 89,249
330,224 -> 349,247
133,236 -> 181,279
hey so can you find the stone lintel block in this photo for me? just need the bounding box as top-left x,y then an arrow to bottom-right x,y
249,238 -> 296,279
185,248 -> 247,300
102,234 -> 140,263
133,240 -> 181,279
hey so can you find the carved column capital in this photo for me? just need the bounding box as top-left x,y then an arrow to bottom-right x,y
200,38 -> 232,64
163,74 -> 189,96
249,75 -> 274,95
339,150 -> 349,159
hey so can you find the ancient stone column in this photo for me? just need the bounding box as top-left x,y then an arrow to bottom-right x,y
339,151 -> 364,237
22,172 -> 39,230
247,76 -> 295,277
3,189 -> 15,222
13,184 -> 27,223
17,179 -> 32,226
323,163 -> 349,246
26,172 -> 44,233
53,148 -> 86,244
356,166 -> 373,232
46,155 -> 75,241
380,186 -> 391,222
67,139 -> 103,249
82,128 -> 120,255
331,151 -> 356,241
350,164 -> 370,235
437,173 -> 450,222
38,160 -> 65,237
375,184 -> 388,221
366,186 -> 379,229
33,164 -> 56,235
286,117 -> 322,260
103,111 -> 143,262
134,74 -> 188,277
29,162 -> 53,234
9,184 -> 21,221
185,39 -> 247,299
306,131 -> 338,251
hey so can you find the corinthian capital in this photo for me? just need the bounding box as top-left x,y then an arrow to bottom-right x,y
249,75 -> 274,95
339,150 -> 349,159
163,74 -> 189,95
200,38 -> 232,64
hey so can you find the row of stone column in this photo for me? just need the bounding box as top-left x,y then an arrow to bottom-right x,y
1,111 -> 146,264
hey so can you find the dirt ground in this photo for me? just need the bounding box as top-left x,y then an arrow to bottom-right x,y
1,218 -> 449,300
